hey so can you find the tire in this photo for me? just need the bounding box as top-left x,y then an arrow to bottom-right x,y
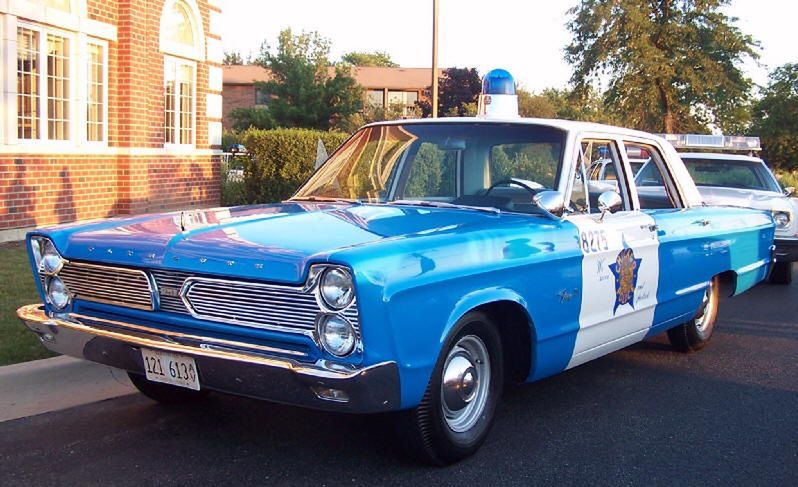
667,276 -> 720,353
769,262 -> 793,285
393,311 -> 503,466
127,372 -> 209,404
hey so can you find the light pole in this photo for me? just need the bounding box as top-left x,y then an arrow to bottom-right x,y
431,0 -> 439,118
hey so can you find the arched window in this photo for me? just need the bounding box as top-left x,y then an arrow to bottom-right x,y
160,0 -> 205,147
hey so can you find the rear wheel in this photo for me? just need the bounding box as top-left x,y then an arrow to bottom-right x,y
769,262 -> 793,285
394,311 -> 503,465
667,276 -> 720,353
127,372 -> 209,404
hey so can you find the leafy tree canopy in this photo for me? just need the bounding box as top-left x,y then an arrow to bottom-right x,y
517,87 -> 620,125
752,64 -> 798,171
566,0 -> 758,133
418,67 -> 482,118
223,50 -> 244,65
230,107 -> 275,131
340,51 -> 398,67
254,29 -> 363,130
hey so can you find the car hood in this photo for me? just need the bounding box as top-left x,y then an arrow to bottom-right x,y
39,202 -> 512,284
696,186 -> 791,212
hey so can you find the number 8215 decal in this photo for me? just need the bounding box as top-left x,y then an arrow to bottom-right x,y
580,229 -> 609,254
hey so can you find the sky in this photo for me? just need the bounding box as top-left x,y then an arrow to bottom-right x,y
219,0 -> 795,93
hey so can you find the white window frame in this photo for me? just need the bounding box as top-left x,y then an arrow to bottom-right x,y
163,56 -> 197,149
81,37 -> 109,146
159,0 -> 206,62
16,22 -> 79,146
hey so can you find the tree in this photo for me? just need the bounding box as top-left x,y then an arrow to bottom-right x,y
517,89 -> 558,118
752,64 -> 798,171
566,0 -> 758,133
254,29 -> 363,130
230,107 -> 275,131
341,51 -> 398,67
223,50 -> 244,65
418,67 -> 482,118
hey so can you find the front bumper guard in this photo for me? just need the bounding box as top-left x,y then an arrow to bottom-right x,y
774,238 -> 798,263
17,304 -> 400,413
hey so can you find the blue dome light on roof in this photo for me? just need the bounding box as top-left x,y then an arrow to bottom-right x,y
482,69 -> 516,95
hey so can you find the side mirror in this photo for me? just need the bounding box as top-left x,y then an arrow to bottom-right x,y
784,187 -> 795,197
597,191 -> 623,221
533,191 -> 565,219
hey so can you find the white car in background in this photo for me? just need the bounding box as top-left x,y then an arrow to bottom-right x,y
675,152 -> 797,284
651,134 -> 796,284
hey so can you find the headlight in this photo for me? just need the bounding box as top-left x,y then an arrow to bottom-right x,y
47,276 -> 70,310
319,268 -> 354,310
317,314 -> 356,357
40,239 -> 64,275
774,211 -> 791,229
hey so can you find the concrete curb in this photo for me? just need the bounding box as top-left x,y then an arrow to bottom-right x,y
0,355 -> 135,423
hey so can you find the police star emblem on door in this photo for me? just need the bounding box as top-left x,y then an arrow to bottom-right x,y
609,248 -> 642,314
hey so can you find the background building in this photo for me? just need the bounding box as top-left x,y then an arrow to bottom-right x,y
222,65 -> 437,129
0,0 -> 224,242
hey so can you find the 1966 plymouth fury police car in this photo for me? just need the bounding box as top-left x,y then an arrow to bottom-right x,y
18,71 -> 775,465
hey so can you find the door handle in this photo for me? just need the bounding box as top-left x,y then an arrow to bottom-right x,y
640,224 -> 658,232
693,219 -> 711,227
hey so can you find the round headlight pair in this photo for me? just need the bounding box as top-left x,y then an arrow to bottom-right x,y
773,211 -> 791,229
317,314 -> 357,357
47,276 -> 70,310
319,267 -> 354,310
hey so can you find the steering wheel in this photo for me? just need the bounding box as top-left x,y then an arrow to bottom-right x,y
484,178 -> 541,199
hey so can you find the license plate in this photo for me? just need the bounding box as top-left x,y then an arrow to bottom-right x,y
141,348 -> 200,391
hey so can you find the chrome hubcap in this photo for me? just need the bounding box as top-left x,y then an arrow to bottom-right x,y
695,281 -> 715,334
441,335 -> 490,433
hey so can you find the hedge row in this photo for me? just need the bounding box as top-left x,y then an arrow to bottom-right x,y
238,128 -> 350,204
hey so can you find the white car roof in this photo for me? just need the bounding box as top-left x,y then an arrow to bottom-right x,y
679,152 -> 764,163
366,117 -> 662,140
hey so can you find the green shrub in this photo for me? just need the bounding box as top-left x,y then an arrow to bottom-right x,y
220,158 -> 247,206
230,107 -> 276,131
776,171 -> 798,192
221,130 -> 241,151
240,128 -> 349,203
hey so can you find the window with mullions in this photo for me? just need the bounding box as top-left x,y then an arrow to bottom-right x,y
47,34 -> 70,140
86,43 -> 105,142
164,58 -> 195,145
17,28 -> 40,140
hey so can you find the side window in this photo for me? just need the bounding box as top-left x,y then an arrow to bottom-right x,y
489,143 -> 559,189
403,143 -> 459,199
628,143 -> 679,209
569,140 -> 627,214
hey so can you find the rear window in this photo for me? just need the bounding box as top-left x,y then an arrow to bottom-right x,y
682,158 -> 781,192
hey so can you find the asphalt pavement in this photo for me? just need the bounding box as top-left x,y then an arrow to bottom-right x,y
1,280 -> 796,486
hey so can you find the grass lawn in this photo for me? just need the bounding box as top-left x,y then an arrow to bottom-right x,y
0,242 -> 56,365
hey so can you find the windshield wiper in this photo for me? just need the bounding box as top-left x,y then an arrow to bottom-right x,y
390,199 -> 500,214
290,196 -> 362,205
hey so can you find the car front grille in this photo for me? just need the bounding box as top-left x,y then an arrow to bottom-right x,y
57,262 -> 359,337
59,262 -> 154,310
182,277 -> 360,336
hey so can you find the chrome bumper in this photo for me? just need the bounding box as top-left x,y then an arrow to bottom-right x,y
774,238 -> 798,263
17,304 -> 400,413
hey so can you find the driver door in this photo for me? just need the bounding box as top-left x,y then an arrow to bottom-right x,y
564,138 -> 660,368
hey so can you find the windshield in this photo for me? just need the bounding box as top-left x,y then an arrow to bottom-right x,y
293,122 -> 566,213
681,157 -> 781,192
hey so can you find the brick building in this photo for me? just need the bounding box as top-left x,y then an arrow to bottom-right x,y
223,65 -> 439,130
0,0 -> 223,242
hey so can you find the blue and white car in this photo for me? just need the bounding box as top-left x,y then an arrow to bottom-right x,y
18,71 -> 775,465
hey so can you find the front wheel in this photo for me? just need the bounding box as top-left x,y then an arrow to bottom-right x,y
667,276 -> 720,353
393,311 -> 503,465
769,262 -> 793,285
